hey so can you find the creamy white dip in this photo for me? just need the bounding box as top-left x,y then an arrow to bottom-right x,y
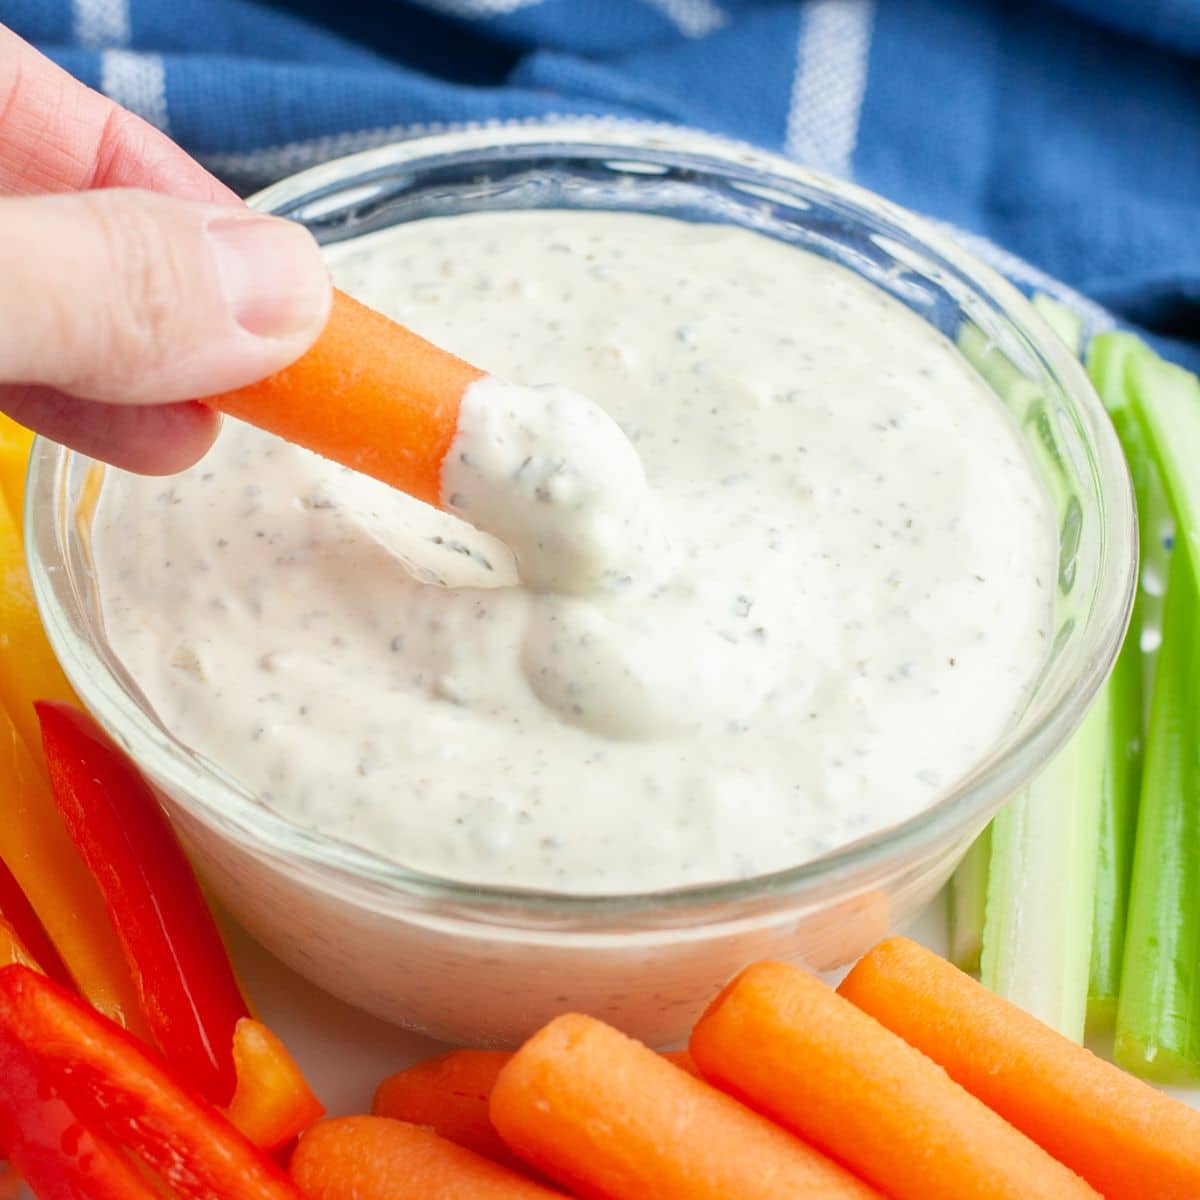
92,210 -> 1055,894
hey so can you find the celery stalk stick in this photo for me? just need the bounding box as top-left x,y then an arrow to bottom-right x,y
1032,294 -> 1085,355
1129,351 -> 1200,596
1115,548 -> 1200,1079
1082,334 -> 1150,1024
1089,337 -> 1172,709
948,825 -> 990,974
981,687 -> 1109,1042
1112,346 -> 1200,1079
1088,648 -> 1142,1026
961,302 -> 1104,1030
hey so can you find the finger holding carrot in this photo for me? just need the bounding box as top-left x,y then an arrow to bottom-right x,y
205,290 -> 480,508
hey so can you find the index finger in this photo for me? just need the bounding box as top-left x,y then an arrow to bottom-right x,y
0,24 -> 236,203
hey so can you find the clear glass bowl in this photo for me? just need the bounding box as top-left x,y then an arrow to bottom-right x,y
27,124 -> 1136,1046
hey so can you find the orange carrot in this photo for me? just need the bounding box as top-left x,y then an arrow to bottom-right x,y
289,1117 -> 564,1200
489,1013 -> 880,1200
373,1051 -> 521,1170
372,1047 -> 698,1171
839,936 -> 1200,1200
690,960 -> 1099,1200
660,1048 -> 699,1076
205,290 -> 483,506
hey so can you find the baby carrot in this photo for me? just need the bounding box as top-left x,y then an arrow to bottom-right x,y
489,1013 -> 879,1200
660,1048 -> 699,1076
840,936 -> 1200,1200
690,960 -> 1098,1200
372,1047 -> 702,1171
290,1117 -> 564,1200
205,290 -> 483,506
373,1051 -> 522,1170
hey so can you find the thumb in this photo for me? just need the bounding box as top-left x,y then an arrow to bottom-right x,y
0,188 -> 331,404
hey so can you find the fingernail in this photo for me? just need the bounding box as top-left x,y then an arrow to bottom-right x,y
207,215 -> 330,339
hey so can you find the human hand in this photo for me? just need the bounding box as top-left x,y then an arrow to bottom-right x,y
0,27 -> 332,472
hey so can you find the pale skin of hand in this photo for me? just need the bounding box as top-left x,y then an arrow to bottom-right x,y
0,25 -> 332,472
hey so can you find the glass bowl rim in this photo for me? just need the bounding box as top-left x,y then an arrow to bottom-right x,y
27,121 -> 1137,920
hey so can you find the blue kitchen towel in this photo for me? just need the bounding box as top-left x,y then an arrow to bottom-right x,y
5,0 -> 1198,367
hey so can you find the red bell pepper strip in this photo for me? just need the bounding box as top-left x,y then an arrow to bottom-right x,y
0,1164 -> 22,1200
35,701 -> 324,1149
37,700 -> 251,1107
0,854 -> 74,990
0,964 -> 304,1200
0,990 -> 160,1200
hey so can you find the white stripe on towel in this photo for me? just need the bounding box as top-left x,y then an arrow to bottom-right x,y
409,0 -> 548,17
785,0 -> 876,177
100,49 -> 170,133
639,0 -> 728,38
73,0 -> 130,49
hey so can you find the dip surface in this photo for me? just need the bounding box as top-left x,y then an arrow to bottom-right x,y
92,211 -> 1055,893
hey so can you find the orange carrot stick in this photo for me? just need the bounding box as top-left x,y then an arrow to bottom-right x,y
289,1117 -> 564,1200
204,290 -> 483,506
839,937 -> 1200,1200
373,1051 -> 522,1170
690,960 -> 1099,1200
660,1048 -> 699,1076
489,1013 -> 880,1200
372,1047 -> 702,1171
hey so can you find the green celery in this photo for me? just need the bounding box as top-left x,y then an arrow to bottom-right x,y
1082,334 -> 1150,1025
948,825 -> 990,974
1089,334 -> 1172,707
956,324 -> 1044,422
957,306 -> 1102,1023
980,688 -> 1109,1042
1129,350 -> 1200,597
1087,641 -> 1143,1026
1032,294 -> 1085,356
1115,547 -> 1200,1078
1113,348 -> 1200,1079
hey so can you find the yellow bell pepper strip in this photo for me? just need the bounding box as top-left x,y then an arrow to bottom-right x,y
0,964 -> 305,1200
0,412 -> 33,535
0,702 -> 144,1030
37,701 -> 324,1145
226,1019 -> 326,1152
0,491 -> 77,763
0,915 -> 40,973
0,854 -> 73,986
0,420 -> 143,1027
